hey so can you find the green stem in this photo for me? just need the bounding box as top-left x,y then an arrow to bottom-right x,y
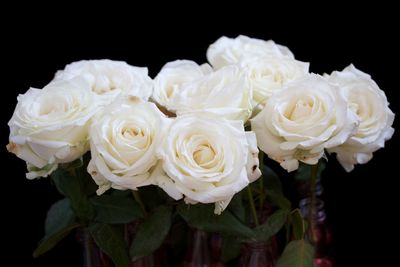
309,163 -> 319,243
259,152 -> 265,210
132,190 -> 148,216
247,186 -> 259,227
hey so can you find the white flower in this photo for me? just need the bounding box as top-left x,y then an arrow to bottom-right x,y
207,35 -> 294,69
7,78 -> 100,179
153,60 -> 212,111
54,59 -> 153,104
242,56 -> 309,107
87,96 -> 170,195
172,65 -> 253,121
158,114 -> 261,214
326,65 -> 395,171
251,74 -> 358,172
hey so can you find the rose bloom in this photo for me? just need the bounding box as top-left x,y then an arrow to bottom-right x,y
251,74 -> 358,172
171,65 -> 253,121
242,56 -> 309,107
158,114 -> 261,214
7,78 -> 100,179
326,65 -> 395,171
152,60 -> 212,112
87,96 -> 170,195
207,35 -> 294,69
54,59 -> 153,104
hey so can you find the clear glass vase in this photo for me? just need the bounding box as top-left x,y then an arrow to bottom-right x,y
179,229 -> 225,267
78,229 -> 112,267
78,223 -> 167,267
299,198 -> 333,267
129,248 -> 167,267
237,241 -> 276,267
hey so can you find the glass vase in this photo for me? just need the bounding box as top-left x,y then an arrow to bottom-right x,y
299,198 -> 333,267
78,229 -> 112,267
179,229 -> 225,267
78,223 -> 167,267
130,248 -> 167,267
237,241 -> 276,267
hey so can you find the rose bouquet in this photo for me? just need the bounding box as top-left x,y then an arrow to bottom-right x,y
7,35 -> 394,267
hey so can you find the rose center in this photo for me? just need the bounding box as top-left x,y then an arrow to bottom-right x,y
39,105 -> 58,115
287,98 -> 313,121
348,91 -> 369,120
166,84 -> 179,98
273,71 -> 284,84
193,144 -> 215,166
122,126 -> 143,139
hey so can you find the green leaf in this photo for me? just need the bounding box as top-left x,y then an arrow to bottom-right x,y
54,154 -> 97,196
79,169 -> 98,196
294,161 -> 326,181
51,168 -> 77,197
291,209 -> 305,240
261,164 -> 291,210
91,194 -> 143,224
130,205 -> 172,258
89,223 -> 130,267
277,240 -> 315,267
252,209 -> 288,241
33,223 -> 80,257
110,189 -> 132,197
45,198 -> 75,234
33,198 -> 79,257
266,190 -> 291,210
51,167 -> 95,222
227,192 -> 245,222
220,235 -> 241,262
261,164 -> 282,193
177,203 -> 253,239
136,185 -> 171,210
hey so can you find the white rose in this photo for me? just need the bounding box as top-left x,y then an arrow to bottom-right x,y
242,56 -> 309,107
251,74 -> 358,172
54,59 -> 153,104
158,114 -> 261,214
87,96 -> 170,195
172,65 -> 253,121
7,78 -> 100,179
153,60 -> 212,111
326,65 -> 395,171
207,35 -> 294,69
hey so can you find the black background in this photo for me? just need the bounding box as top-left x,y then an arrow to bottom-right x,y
1,9 -> 399,266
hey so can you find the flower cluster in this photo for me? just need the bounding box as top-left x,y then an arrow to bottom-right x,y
7,36 -> 395,214
7,35 -> 395,267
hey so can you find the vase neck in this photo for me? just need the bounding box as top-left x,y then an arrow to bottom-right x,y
78,229 -> 112,267
238,240 -> 276,267
296,177 -> 324,199
299,197 -> 326,223
180,229 -> 211,267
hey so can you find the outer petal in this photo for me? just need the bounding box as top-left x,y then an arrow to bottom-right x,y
252,74 -> 358,172
245,132 -> 262,182
326,65 -> 395,171
54,59 -> 153,103
7,78 -> 99,178
87,97 -> 169,193
207,35 -> 295,69
150,162 -> 183,200
158,114 -> 254,211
